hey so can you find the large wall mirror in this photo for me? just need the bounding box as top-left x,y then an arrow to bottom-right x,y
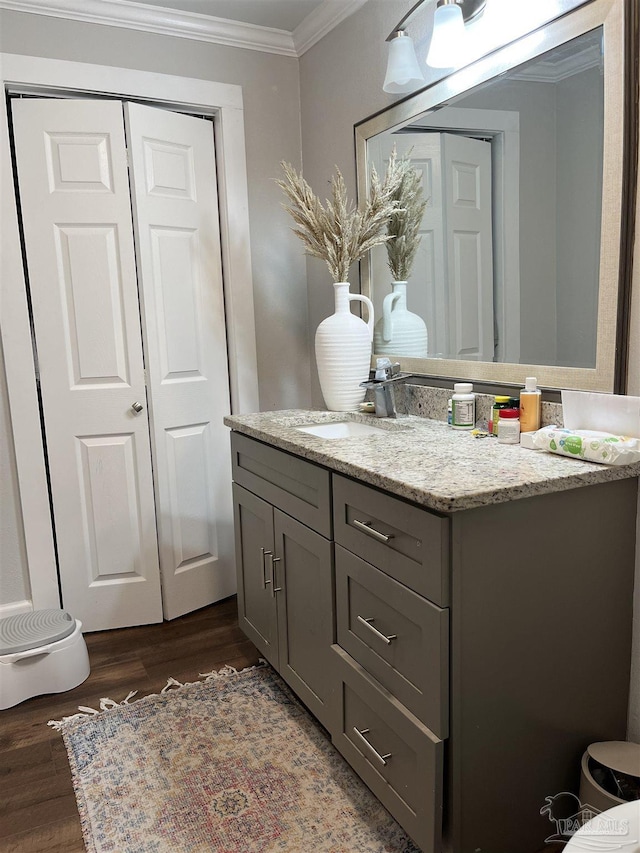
356,0 -> 637,391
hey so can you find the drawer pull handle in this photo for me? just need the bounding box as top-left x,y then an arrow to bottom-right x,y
352,519 -> 394,543
261,548 -> 272,589
357,616 -> 397,645
352,727 -> 392,766
271,556 -> 282,595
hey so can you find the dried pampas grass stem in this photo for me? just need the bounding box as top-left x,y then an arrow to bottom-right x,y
277,151 -> 403,283
386,153 -> 427,282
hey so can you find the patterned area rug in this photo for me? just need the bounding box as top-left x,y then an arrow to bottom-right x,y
50,663 -> 419,853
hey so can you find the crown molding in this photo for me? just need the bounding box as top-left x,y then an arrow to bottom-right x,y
511,43 -> 602,83
0,0 -> 367,57
0,0 -> 299,56
293,0 -> 368,55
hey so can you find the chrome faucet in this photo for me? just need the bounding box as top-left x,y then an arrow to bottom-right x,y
360,365 -> 413,418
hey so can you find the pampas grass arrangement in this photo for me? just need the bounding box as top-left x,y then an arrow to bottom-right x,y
385,153 -> 427,282
277,152 -> 403,283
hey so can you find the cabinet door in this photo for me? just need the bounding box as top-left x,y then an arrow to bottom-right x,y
232,484 -> 277,667
274,509 -> 335,730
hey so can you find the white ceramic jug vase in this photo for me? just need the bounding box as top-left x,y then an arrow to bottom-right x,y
373,281 -> 428,358
315,282 -> 374,411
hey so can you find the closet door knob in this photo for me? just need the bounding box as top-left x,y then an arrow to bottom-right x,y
131,401 -> 144,414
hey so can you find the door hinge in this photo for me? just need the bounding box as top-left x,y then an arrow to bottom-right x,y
143,368 -> 148,385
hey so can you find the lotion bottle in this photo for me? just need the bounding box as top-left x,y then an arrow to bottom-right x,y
520,377 -> 541,432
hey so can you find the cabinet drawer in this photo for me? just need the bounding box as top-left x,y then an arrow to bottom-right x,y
231,432 -> 331,537
331,646 -> 443,853
336,545 -> 448,738
333,474 -> 449,606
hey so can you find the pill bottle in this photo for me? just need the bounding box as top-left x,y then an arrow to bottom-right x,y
490,396 -> 512,436
451,383 -> 475,430
520,376 -> 542,432
497,408 -> 520,444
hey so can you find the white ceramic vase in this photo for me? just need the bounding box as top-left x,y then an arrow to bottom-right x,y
373,281 -> 428,358
315,282 -> 374,412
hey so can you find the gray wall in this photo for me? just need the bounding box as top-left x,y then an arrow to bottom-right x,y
555,66 -> 603,367
454,78 -> 560,366
0,338 -> 30,605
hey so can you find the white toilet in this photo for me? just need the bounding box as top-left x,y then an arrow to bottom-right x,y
0,609 -> 90,710
564,800 -> 640,852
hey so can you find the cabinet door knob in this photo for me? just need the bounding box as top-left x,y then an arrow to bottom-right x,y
131,401 -> 144,414
357,615 -> 397,645
352,518 -> 394,543
352,727 -> 392,766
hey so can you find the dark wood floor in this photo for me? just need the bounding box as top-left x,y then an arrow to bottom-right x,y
0,596 -> 561,853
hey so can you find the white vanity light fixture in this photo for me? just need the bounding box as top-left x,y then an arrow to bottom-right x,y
383,0 -> 487,92
426,0 -> 487,67
383,30 -> 425,93
426,0 -> 467,67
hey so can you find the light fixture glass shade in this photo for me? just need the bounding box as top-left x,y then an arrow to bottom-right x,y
383,31 -> 425,94
426,3 -> 466,68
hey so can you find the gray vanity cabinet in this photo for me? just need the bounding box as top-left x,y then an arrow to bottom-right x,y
230,429 -> 638,853
231,433 -> 335,729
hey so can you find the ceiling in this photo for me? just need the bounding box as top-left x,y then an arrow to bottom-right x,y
128,0 -> 326,32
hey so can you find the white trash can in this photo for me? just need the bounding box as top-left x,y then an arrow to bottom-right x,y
0,609 -> 90,710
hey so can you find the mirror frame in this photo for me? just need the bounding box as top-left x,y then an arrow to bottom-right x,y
356,0 -> 638,392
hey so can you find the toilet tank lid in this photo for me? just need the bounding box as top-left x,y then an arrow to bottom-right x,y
0,609 -> 77,655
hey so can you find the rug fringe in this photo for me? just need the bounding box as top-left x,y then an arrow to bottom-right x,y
47,660 -> 267,730
199,663 -> 246,680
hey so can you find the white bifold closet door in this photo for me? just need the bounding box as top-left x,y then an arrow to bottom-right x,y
12,98 -> 235,631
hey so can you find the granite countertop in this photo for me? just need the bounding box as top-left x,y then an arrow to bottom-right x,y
224,409 -> 640,513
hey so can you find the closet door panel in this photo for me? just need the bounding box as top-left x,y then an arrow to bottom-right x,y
125,103 -> 234,620
11,98 -> 163,631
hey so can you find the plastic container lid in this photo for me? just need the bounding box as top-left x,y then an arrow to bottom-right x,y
493,396 -> 511,403
453,383 -> 473,394
587,741 -> 640,778
524,376 -> 538,391
0,609 -> 76,654
499,408 -> 520,419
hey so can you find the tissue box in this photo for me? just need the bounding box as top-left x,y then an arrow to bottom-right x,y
561,390 -> 640,438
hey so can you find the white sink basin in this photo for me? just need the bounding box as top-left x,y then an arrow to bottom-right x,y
295,420 -> 386,439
